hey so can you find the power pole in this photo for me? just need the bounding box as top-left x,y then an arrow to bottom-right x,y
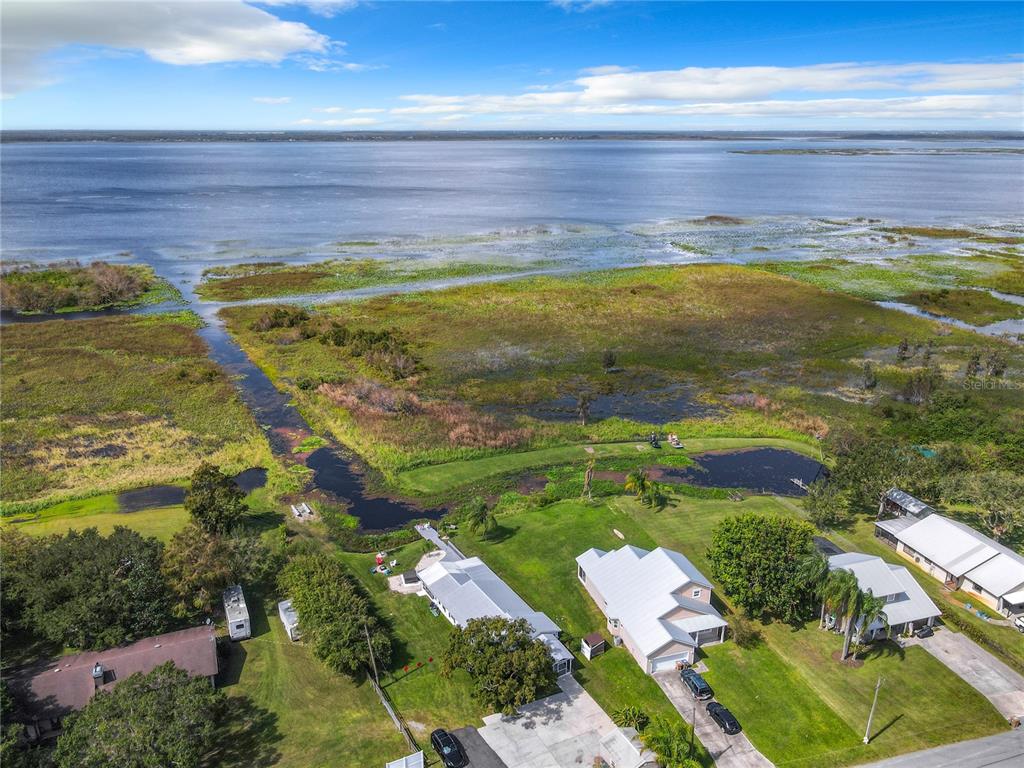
863,676 -> 883,744
365,621 -> 380,686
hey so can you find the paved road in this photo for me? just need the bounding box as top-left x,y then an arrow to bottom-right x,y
452,726 -> 508,768
654,671 -> 774,768
415,523 -> 466,560
856,728 -> 1024,767
907,628 -> 1024,720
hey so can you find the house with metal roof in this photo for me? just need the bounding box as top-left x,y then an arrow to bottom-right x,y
875,496 -> 1024,617
7,625 -> 219,743
575,545 -> 727,674
419,556 -> 574,675
828,552 -> 941,638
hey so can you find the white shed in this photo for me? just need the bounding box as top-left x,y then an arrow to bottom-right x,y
278,599 -> 301,642
223,585 -> 251,641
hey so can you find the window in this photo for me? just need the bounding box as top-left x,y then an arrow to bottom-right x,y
691,588 -> 702,599
610,618 -> 620,629
577,565 -> 586,582
969,582 -> 982,593
235,623 -> 245,630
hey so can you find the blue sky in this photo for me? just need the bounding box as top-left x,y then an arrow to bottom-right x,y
2,1 -> 1022,130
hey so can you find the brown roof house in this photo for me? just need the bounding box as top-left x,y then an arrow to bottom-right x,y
6,625 -> 219,742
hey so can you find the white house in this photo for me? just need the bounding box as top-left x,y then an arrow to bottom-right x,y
223,584 -> 251,641
875,494 -> 1024,617
575,545 -> 727,674
419,556 -> 575,675
828,552 -> 941,638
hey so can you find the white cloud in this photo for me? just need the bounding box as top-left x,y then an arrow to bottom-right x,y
314,105 -> 345,113
253,96 -> 292,104
2,0 -> 330,97
551,0 -> 614,12
352,107 -> 385,114
387,59 -> 1024,124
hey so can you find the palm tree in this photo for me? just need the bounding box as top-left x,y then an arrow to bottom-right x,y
624,469 -> 650,500
854,591 -> 890,648
576,391 -> 594,426
840,586 -> 868,660
819,568 -> 855,633
640,717 -> 702,768
797,550 -> 831,628
611,705 -> 649,732
462,497 -> 496,537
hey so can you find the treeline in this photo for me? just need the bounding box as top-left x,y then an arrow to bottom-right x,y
0,262 -> 152,313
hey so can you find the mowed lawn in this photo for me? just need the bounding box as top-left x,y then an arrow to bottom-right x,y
455,501 -> 714,767
219,591 -> 410,768
456,496 -> 1007,768
4,494 -> 188,542
397,436 -> 821,495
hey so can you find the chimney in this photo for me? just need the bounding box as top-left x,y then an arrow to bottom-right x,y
92,662 -> 104,689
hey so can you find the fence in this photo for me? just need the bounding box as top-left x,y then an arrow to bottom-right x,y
368,671 -> 419,753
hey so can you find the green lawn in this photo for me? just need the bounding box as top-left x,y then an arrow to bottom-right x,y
219,591 -> 410,768
455,500 -> 713,766
4,495 -> 189,542
453,495 -> 1007,768
398,437 -> 821,495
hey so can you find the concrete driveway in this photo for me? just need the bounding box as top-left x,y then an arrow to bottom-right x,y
654,672 -> 773,768
908,628 -> 1024,720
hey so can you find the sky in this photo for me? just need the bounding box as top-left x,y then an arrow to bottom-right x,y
2,1 -> 1022,130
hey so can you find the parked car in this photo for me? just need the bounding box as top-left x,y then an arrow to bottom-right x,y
913,624 -> 934,639
680,668 -> 714,700
430,729 -> 467,768
1014,615 -> 1024,634
707,702 -> 741,735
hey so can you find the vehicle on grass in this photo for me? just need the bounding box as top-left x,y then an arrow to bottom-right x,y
430,728 -> 467,768
707,702 -> 741,735
913,624 -> 934,639
680,668 -> 714,700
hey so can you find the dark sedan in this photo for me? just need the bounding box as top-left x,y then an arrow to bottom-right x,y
430,729 -> 468,768
680,668 -> 714,700
707,702 -> 742,735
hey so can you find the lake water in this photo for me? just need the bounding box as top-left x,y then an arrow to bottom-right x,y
3,139 -> 1021,265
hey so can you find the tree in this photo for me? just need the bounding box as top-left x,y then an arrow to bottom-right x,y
853,592 -> 890,651
860,361 -> 877,390
943,471 -> 1024,542
161,523 -> 234,617
185,463 -> 247,535
823,569 -> 865,659
965,351 -> 983,378
462,496 -> 497,537
279,554 -> 392,677
827,432 -> 932,513
576,390 -> 594,426
896,338 -> 911,360
0,528 -> 36,644
797,550 -> 831,628
582,458 -> 595,500
611,706 -> 649,732
640,717 -> 702,768
16,527 -> 170,650
442,617 -> 556,715
602,349 -> 617,372
624,469 -> 651,501
53,663 -> 222,768
706,513 -> 816,622
803,480 -> 848,529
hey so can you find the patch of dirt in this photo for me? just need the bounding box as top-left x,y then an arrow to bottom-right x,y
830,650 -> 864,668
517,475 -> 548,494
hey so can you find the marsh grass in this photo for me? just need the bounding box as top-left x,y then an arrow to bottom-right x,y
1,312 -> 273,512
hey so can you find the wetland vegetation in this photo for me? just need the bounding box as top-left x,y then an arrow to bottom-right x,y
0,261 -> 178,313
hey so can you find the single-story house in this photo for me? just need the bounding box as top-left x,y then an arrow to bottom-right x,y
7,625 -> 219,742
875,495 -> 1024,616
878,487 -> 937,519
278,599 -> 301,642
419,556 -> 574,675
828,552 -> 941,638
575,545 -> 727,674
223,584 -> 251,641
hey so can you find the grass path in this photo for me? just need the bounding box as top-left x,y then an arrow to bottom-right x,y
3,495 -> 189,543
396,436 -> 821,495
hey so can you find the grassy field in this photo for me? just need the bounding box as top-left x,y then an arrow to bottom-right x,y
219,590 -> 411,768
897,288 -> 1024,325
5,494 -> 189,542
197,258 -> 545,301
453,496 -> 1007,767
397,436 -> 820,495
454,500 -> 714,766
1,312 -> 273,513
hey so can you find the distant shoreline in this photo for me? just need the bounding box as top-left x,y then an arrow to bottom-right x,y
3,130 -> 1023,143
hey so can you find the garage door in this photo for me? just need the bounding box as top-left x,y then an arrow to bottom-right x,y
650,652 -> 690,672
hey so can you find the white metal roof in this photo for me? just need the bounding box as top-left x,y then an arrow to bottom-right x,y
576,545 -> 721,658
829,553 -> 940,627
896,515 -> 999,577
223,585 -> 249,624
419,557 -> 561,637
1002,589 -> 1024,606
875,516 -> 919,537
884,488 -> 936,517
965,553 -> 1024,597
385,751 -> 424,768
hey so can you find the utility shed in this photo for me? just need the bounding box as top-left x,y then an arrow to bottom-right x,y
278,599 -> 301,642
223,585 -> 251,641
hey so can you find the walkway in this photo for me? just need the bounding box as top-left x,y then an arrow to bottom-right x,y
414,522 -> 466,561
654,671 -> 774,768
906,628 -> 1024,720
857,728 -> 1024,768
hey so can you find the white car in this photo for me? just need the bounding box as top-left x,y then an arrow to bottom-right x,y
1014,615 -> 1024,634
